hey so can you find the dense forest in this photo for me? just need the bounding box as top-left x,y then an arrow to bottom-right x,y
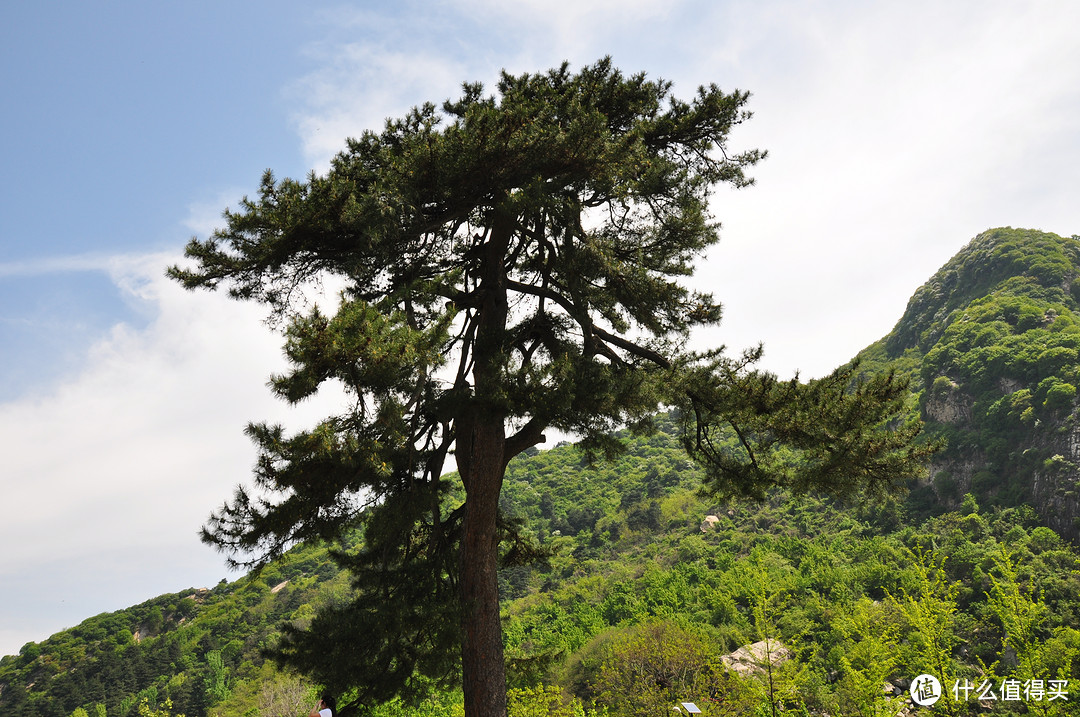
4,228 -> 1080,716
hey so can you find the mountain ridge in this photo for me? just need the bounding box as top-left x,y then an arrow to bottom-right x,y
885,227 -> 1080,356
859,227 -> 1080,539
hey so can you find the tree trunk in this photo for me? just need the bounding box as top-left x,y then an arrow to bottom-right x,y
459,418 -> 507,717
457,210 -> 514,717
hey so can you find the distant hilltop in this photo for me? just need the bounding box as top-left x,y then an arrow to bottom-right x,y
859,227 -> 1080,538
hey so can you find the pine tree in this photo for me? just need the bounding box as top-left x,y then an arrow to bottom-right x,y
169,58 -> 932,716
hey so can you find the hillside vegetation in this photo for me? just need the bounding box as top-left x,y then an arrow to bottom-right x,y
4,228 -> 1080,717
3,414 -> 1079,716
858,228 -> 1080,537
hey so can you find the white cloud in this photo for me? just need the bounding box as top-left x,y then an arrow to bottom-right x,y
0,253 -> 346,655
286,35 -> 470,173
0,254 -> 122,278
450,0 -> 674,62
677,0 -> 1080,377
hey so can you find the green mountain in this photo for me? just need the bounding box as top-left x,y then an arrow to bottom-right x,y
4,419 -> 1080,717
0,541 -> 346,717
858,227 -> 1080,539
4,227 -> 1080,717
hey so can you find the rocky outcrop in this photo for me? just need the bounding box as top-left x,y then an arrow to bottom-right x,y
924,387 -> 972,424
1031,424 -> 1080,538
720,640 -> 790,676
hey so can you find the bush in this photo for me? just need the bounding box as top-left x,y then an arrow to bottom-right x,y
1043,382 -> 1076,411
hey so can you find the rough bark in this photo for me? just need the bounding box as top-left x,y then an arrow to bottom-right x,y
459,420 -> 507,717
456,212 -> 513,717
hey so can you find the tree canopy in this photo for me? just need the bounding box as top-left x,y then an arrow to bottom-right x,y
169,58 -> 932,716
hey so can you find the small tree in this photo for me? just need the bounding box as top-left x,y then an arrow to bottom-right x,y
725,549 -> 812,717
834,598 -> 905,717
986,546 -> 1078,717
889,548 -> 959,716
508,684 -> 606,717
238,667 -> 312,717
589,620 -> 721,717
203,650 -> 230,706
170,58 -> 932,716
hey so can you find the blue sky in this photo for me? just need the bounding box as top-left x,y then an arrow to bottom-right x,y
2,0 -> 1079,658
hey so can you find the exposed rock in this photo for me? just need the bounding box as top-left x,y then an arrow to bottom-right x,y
924,386 -> 972,424
183,588 -> 211,604
999,377 -> 1025,395
1032,443 -> 1080,539
700,515 -> 720,532
927,457 -> 983,496
720,640 -> 790,676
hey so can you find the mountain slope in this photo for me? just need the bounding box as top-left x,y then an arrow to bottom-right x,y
5,412 -> 1080,717
0,542 -> 346,717
859,227 -> 1080,537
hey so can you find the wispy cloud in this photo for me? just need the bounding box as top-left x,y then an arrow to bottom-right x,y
0,254 -> 120,278
286,29 -> 469,172
0,254 -> 346,653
